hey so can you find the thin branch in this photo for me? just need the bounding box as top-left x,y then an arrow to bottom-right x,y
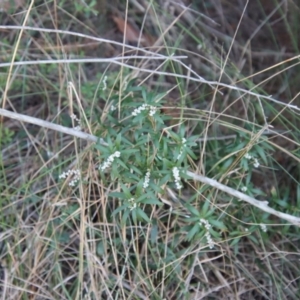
186,171 -> 300,226
0,108 -> 299,225
0,108 -> 106,145
0,55 -> 187,68
0,25 -> 299,111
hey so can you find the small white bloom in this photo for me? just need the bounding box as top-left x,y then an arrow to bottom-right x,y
199,219 -> 214,248
241,186 -> 247,192
172,167 -> 182,189
70,114 -> 81,129
244,153 -> 252,160
70,114 -> 77,120
132,104 -> 157,117
59,169 -> 80,187
128,198 -> 137,210
149,106 -> 157,116
172,167 -> 180,179
99,151 -> 121,171
143,169 -> 151,189
205,231 -> 214,249
177,149 -> 183,160
253,158 -> 260,168
130,203 -> 137,211
260,223 -> 267,232
175,182 -> 182,189
110,105 -> 116,112
199,219 -> 211,231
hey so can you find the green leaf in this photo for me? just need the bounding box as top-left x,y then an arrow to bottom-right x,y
121,149 -> 139,155
142,88 -> 148,102
248,234 -> 259,244
221,157 -> 234,171
111,162 -> 119,179
111,205 -> 128,216
117,159 -> 129,170
120,183 -> 132,198
121,209 -> 131,226
153,113 -> 165,125
254,145 -> 268,165
129,164 -> 143,176
136,208 -> 151,222
186,223 -> 200,241
109,192 -> 126,199
230,237 -> 240,247
241,158 -> 249,171
150,219 -> 158,245
96,241 -> 105,256
149,182 -> 164,194
185,147 -> 198,160
131,208 -> 137,224
201,200 -> 211,216
274,199 -> 288,208
209,219 -> 227,230
139,198 -> 162,206
94,144 -> 109,154
184,203 -> 200,217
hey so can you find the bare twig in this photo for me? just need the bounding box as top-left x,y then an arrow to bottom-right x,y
0,25 -> 299,111
0,108 -> 299,226
186,171 -> 300,226
0,108 -> 106,145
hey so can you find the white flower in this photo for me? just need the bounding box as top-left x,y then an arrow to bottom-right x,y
253,158 -> 260,168
110,104 -> 116,112
99,151 -> 121,171
132,104 -> 157,117
128,198 -> 137,210
70,114 -> 81,129
244,153 -> 252,160
59,169 -> 80,187
260,223 -> 267,232
143,169 -> 151,189
130,203 -> 137,211
199,219 -> 214,249
149,106 -> 157,116
199,218 -> 211,230
176,150 -> 183,160
172,167 -> 182,189
177,138 -> 187,160
241,186 -> 247,192
205,231 -> 214,249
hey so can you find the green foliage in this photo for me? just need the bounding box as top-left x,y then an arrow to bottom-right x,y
95,84 -> 198,225
0,126 -> 14,146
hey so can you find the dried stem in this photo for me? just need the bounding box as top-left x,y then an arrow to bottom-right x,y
1,108 -> 299,226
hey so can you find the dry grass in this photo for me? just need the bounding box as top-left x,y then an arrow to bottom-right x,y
0,1 -> 299,299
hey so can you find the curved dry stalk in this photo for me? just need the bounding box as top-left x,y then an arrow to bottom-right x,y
0,25 -> 299,111
0,55 -> 187,69
0,108 -> 106,145
186,171 -> 300,226
0,108 -> 299,226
